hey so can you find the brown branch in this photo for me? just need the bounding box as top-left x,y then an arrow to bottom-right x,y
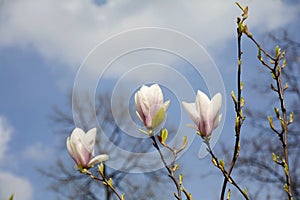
245,30 -> 293,200
205,141 -> 249,200
220,10 -> 246,200
150,136 -> 192,200
84,169 -> 124,200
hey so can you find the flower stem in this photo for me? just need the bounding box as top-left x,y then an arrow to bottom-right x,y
220,10 -> 246,200
83,169 -> 124,200
151,135 -> 192,200
205,141 -> 249,200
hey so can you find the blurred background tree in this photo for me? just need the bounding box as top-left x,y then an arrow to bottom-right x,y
40,92 -> 174,200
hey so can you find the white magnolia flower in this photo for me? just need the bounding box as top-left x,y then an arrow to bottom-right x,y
135,84 -> 170,131
66,128 -> 108,170
182,90 -> 222,138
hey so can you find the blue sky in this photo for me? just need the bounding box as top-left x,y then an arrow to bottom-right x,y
0,0 -> 299,199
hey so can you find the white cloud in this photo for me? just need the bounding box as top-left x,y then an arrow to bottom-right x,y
0,115 -> 13,161
0,172 -> 33,200
22,142 -> 53,162
0,0 -> 298,69
0,115 -> 33,200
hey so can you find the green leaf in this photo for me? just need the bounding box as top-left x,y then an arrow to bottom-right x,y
8,194 -> 14,200
160,129 -> 168,143
151,107 -> 166,130
272,153 -> 277,162
274,107 -> 280,119
212,158 -> 218,167
289,112 -> 294,123
179,173 -> 183,185
98,163 -> 104,175
108,178 -> 113,187
268,116 -> 275,130
284,184 -> 289,193
282,59 -> 287,68
284,162 -> 289,176
257,48 -> 262,61
226,189 -> 231,200
275,45 -> 281,57
219,159 -> 225,170
231,91 -> 237,104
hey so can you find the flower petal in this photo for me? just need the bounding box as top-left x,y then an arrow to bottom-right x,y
147,84 -> 163,107
213,114 -> 222,129
182,102 -> 199,126
196,90 -> 210,116
209,93 -> 222,122
135,91 -> 145,122
163,100 -> 170,111
66,137 -> 77,162
69,128 -> 92,166
70,128 -> 85,142
151,107 -> 166,130
84,128 -> 97,153
88,154 -> 109,167
138,89 -> 151,126
135,84 -> 168,130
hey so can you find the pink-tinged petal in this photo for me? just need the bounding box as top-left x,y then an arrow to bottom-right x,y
136,111 -> 144,123
88,154 -> 109,167
135,84 -> 168,130
72,140 -> 91,167
209,93 -> 222,122
182,102 -> 199,126
70,128 -> 92,166
203,120 -> 213,137
84,128 -> 97,153
138,89 -> 153,128
149,103 -> 161,119
144,109 -> 153,128
135,92 -> 145,122
139,85 -> 151,109
138,90 -> 150,118
196,90 -> 210,115
147,84 -> 163,107
66,137 -> 77,162
66,128 -> 108,169
213,114 -> 222,130
70,128 -> 85,142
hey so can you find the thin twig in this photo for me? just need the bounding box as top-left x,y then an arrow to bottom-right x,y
83,169 -> 123,200
151,136 -> 183,200
220,13 -> 246,200
205,141 -> 249,200
234,13 -> 295,198
151,135 -> 193,200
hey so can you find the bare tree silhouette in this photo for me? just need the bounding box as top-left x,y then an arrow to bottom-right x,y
41,92 -> 172,200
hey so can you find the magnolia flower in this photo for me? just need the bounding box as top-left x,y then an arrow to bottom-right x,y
182,90 -> 222,138
66,128 -> 108,170
135,84 -> 170,132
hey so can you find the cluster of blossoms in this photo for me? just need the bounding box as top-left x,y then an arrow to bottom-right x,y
66,83 -> 222,170
134,84 -> 222,138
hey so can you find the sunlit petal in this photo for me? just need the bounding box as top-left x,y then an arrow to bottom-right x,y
182,102 -> 199,126
134,84 -> 169,130
88,154 -> 109,167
